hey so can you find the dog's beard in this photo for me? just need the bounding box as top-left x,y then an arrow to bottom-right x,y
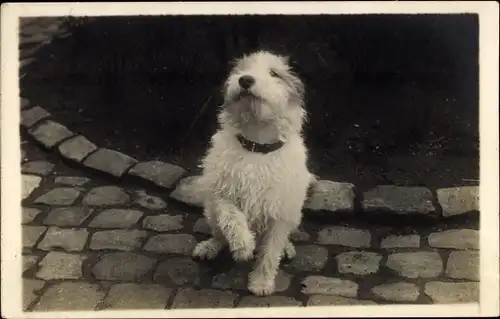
225,96 -> 275,127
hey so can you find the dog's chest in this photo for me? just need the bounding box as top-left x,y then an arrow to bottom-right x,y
202,131 -> 310,222
217,150 -> 281,197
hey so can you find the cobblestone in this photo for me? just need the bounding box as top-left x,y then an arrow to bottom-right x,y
336,251 -> 382,275
424,282 -> 479,303
36,251 -> 86,280
23,279 -> 45,310
103,283 -> 173,309
170,288 -> 238,309
134,190 -> 167,210
21,97 -> 30,109
212,268 -> 291,292
35,187 -> 82,205
90,230 -> 148,251
43,206 -> 93,226
371,282 -> 420,301
143,214 -> 184,232
427,229 -> 479,250
21,160 -> 54,176
23,207 -> 42,224
21,106 -> 50,128
193,217 -> 211,235
386,252 -> 443,278
237,296 -> 302,307
29,120 -> 74,148
169,176 -> 204,207
304,180 -> 356,213
82,186 -> 130,206
23,225 -> 47,248
143,234 -> 197,255
22,174 -> 42,199
83,148 -> 137,177
153,257 -> 200,286
129,160 -> 186,189
92,252 -> 157,281
58,135 -> 98,162
285,245 -> 329,272
290,229 -> 311,242
446,251 -> 479,281
23,255 -> 41,272
362,185 -> 435,215
33,282 -> 106,311
437,186 -> 479,217
274,270 -> 293,293
19,133 -> 482,309
307,295 -> 376,306
54,176 -> 91,186
380,234 -> 420,248
212,267 -> 247,290
37,227 -> 88,252
317,226 -> 371,248
88,209 -> 143,228
301,276 -> 358,298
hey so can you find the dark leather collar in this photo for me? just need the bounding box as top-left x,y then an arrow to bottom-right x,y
236,134 -> 285,154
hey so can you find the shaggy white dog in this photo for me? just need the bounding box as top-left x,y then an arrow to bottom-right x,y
192,50 -> 315,296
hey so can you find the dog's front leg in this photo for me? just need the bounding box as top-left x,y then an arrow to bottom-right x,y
214,198 -> 256,262
248,219 -> 294,296
192,205 -> 227,260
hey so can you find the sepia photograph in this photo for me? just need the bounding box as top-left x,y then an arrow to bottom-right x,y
1,1 -> 499,318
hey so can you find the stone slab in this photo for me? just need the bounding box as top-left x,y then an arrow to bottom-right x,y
169,176 -> 204,207
58,135 -> 98,162
437,186 -> 479,217
362,185 -> 435,215
129,160 -> 186,189
304,180 -> 356,213
29,120 -> 74,148
21,106 -> 50,128
83,148 -> 137,177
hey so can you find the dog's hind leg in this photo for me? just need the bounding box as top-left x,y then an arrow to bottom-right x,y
248,219 -> 294,296
213,198 -> 256,262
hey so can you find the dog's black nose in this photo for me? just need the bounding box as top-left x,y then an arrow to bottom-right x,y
238,75 -> 255,89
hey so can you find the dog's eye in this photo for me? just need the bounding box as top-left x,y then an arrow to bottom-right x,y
269,69 -> 280,78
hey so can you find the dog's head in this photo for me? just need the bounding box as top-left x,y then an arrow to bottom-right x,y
219,50 -> 306,137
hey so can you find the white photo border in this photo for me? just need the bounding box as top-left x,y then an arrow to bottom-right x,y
1,1 -> 498,318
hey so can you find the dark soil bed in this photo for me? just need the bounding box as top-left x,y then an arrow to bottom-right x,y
20,15 -> 480,192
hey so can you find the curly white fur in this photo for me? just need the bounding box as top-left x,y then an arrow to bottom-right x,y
192,50 -> 315,296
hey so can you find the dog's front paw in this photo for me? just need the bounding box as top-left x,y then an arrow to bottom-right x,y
193,240 -> 220,260
248,272 -> 275,296
232,245 -> 254,262
231,236 -> 255,262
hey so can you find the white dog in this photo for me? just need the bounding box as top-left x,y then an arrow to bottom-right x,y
192,50 -> 315,296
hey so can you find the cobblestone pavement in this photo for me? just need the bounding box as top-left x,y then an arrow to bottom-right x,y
21,138 -> 480,311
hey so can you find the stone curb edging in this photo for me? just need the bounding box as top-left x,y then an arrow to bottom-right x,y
20,103 -> 480,221
18,18 -> 479,221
